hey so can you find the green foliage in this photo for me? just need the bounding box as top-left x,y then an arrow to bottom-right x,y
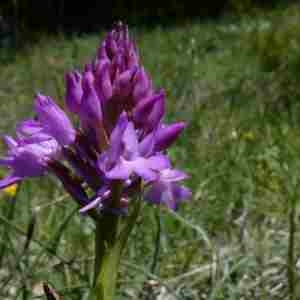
0,0 -> 292,50
249,10 -> 300,71
245,6 -> 300,110
229,0 -> 257,15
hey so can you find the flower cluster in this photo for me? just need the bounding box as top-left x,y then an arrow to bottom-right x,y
0,23 -> 191,214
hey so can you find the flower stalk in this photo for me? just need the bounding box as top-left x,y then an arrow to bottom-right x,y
92,183 -> 142,300
93,215 -> 121,300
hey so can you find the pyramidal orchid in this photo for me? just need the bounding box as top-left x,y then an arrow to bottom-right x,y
0,22 -> 191,300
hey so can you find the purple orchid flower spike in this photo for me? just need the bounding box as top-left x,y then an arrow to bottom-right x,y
0,25 -> 192,300
0,22 -> 191,216
0,22 -> 193,300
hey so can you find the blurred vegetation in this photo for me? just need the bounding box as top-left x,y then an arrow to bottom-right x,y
245,4 -> 300,115
1,1 -> 300,299
0,0 -> 296,49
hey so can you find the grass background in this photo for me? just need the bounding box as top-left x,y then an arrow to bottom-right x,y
1,3 -> 300,299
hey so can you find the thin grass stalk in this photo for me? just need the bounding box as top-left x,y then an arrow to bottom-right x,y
150,209 -> 161,274
0,186 -> 18,267
288,192 -> 296,300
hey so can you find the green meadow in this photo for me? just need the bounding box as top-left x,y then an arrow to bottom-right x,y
1,3 -> 300,299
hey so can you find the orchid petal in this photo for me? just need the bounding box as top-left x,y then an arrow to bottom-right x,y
122,122 -> 139,159
35,94 -> 76,146
147,155 -> 171,171
105,160 -> 132,180
154,122 -> 186,151
65,71 -> 83,114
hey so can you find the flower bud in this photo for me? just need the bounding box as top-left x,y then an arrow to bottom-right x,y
35,94 -> 76,146
65,71 -> 82,114
154,122 -> 186,152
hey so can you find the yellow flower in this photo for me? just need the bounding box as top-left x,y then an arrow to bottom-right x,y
3,184 -> 18,197
242,131 -> 255,141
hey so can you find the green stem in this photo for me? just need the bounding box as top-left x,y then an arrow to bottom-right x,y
94,215 -> 120,292
91,182 -> 142,300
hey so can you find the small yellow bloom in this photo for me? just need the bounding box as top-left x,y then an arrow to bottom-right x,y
3,184 -> 18,197
242,131 -> 255,141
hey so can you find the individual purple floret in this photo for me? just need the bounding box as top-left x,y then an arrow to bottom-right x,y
145,169 -> 192,211
0,135 -> 59,188
0,22 -> 191,214
98,113 -> 170,182
34,94 -> 76,146
65,71 -> 83,114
